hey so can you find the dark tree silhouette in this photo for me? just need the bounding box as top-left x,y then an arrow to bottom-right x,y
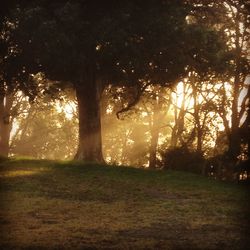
1,0 -> 230,162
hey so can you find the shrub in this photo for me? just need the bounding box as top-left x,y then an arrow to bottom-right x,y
0,155 -> 8,163
161,146 -> 205,174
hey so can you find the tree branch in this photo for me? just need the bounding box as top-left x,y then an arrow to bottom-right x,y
116,82 -> 151,119
239,84 -> 250,121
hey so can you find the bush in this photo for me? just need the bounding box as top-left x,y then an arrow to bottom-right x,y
205,154 -> 249,181
236,159 -> 250,183
0,155 -> 8,163
161,146 -> 205,174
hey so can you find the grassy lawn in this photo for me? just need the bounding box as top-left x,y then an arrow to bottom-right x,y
0,159 -> 249,249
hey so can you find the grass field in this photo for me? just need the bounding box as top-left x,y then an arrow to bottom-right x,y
0,159 -> 249,249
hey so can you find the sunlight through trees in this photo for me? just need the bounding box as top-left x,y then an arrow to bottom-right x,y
1,0 -> 249,180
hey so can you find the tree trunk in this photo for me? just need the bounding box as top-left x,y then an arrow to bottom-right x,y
246,105 -> 250,158
0,119 -> 11,157
171,105 -> 185,147
148,125 -> 159,169
196,128 -> 203,153
227,10 -> 242,160
148,109 -> 159,168
74,80 -> 104,163
228,71 -> 241,159
148,94 -> 162,169
192,83 -> 203,153
0,93 -> 14,157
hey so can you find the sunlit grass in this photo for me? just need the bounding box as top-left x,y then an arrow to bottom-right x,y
0,168 -> 49,178
0,159 -> 249,249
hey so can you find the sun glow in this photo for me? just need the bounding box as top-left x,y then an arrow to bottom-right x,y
55,101 -> 77,119
173,81 -> 185,108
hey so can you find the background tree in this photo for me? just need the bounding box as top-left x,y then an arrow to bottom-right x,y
188,0 -> 250,161
0,2 -> 39,157
11,91 -> 78,159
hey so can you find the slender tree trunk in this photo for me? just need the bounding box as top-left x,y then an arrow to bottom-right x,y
121,130 -> 131,165
228,11 -> 242,160
196,129 -> 203,153
149,127 -> 160,169
148,91 -> 165,169
171,104 -> 185,147
0,93 -> 14,157
148,109 -> 160,168
0,119 -> 11,157
192,83 -> 203,153
170,127 -> 178,147
228,72 -> 241,159
246,104 -> 250,158
74,81 -> 104,163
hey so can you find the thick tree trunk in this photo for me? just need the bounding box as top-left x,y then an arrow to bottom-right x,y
74,80 -> 104,163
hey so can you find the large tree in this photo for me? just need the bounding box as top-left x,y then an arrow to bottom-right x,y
5,0 -> 229,162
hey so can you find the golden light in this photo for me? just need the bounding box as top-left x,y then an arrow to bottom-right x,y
55,101 -> 77,120
172,81 -> 184,108
0,168 -> 48,178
